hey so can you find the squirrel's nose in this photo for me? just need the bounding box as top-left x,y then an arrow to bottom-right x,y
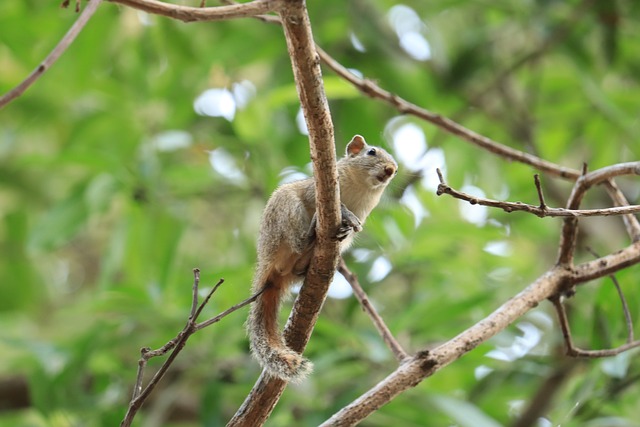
384,165 -> 396,177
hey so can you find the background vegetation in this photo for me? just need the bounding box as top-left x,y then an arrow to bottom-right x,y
1,0 -> 639,425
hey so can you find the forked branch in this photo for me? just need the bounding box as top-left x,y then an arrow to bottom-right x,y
120,269 -> 261,427
435,168 -> 640,218
551,295 -> 640,358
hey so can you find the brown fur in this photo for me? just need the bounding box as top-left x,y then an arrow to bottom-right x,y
247,135 -> 397,381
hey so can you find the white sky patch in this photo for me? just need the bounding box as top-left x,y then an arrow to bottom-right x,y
296,108 -> 308,135
400,185 -> 429,228
136,11 -> 153,26
389,122 -> 427,170
383,217 -> 407,249
508,400 -> 525,418
347,68 -> 364,79
351,248 -> 373,263
387,4 -> 432,61
486,322 -> 542,362
208,148 -> 246,185
487,267 -> 513,282
601,351 -> 632,379
421,148 -> 446,193
151,130 -> 192,152
536,418 -> 553,427
232,80 -> 256,109
459,184 -> 488,226
194,88 -> 236,121
399,32 -> 431,61
327,271 -> 353,299
367,256 -> 392,282
483,241 -> 512,257
278,166 -> 308,185
474,365 -> 493,380
349,32 -> 366,52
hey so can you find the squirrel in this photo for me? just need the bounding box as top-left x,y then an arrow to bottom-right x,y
246,134 -> 398,382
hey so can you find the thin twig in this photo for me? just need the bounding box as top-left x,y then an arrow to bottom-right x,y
120,271 -> 258,427
193,278 -> 225,321
585,247 -> 634,343
189,268 -> 201,320
107,0 -> 276,23
338,258 -> 409,362
558,162 -> 640,266
551,295 -> 640,358
534,174 -> 546,210
602,179 -> 640,243
315,48 -> 581,181
0,0 -> 104,109
196,288 -> 262,330
435,168 -> 640,218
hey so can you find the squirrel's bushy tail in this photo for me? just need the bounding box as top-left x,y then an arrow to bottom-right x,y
247,281 -> 313,382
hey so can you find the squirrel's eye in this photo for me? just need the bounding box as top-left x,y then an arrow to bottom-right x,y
367,148 -> 377,156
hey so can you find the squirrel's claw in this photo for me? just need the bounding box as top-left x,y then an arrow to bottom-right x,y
335,204 -> 362,241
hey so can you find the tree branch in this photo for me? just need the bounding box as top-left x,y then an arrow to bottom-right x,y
435,168 -> 640,218
226,0 -> 340,425
602,179 -> 640,243
121,270 -> 259,427
108,0 -> 276,23
557,162 -> 640,266
321,232 -> 640,426
319,267 -> 567,426
551,296 -> 640,358
314,47 -> 581,181
0,0 -> 104,109
338,259 -> 409,363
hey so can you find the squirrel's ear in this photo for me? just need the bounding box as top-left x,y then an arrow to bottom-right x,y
346,135 -> 367,156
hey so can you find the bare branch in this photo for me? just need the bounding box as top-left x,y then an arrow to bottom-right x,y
602,179 -> 640,243
321,235 -> 640,426
0,0 -> 104,109
551,296 -> 640,358
435,168 -> 640,218
108,0 -> 276,23
558,162 -> 640,266
121,271 -> 258,427
227,0 -> 340,425
585,247 -> 633,344
534,174 -> 547,210
195,288 -> 262,330
315,47 -> 581,181
319,267 -> 567,426
338,259 -> 409,363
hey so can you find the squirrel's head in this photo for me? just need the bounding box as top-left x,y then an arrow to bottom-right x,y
344,135 -> 398,188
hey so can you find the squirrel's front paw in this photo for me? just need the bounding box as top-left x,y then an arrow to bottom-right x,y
335,206 -> 362,241
335,223 -> 352,241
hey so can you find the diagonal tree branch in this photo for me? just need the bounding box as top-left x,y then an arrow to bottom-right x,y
0,0 -> 104,109
320,237 -> 640,426
108,0 -> 276,23
315,47 -> 581,181
338,258 -> 409,363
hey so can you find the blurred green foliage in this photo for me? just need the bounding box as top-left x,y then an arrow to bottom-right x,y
1,0 -> 640,426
